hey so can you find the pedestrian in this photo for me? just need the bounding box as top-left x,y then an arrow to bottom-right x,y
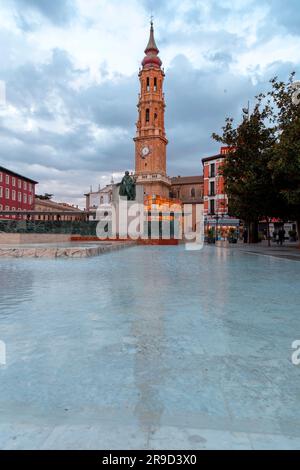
243,229 -> 248,244
278,227 -> 285,246
263,228 -> 267,240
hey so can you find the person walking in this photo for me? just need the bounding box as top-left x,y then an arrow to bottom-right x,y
243,229 -> 248,244
278,227 -> 285,246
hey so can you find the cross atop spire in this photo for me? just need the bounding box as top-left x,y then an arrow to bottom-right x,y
144,18 -> 159,54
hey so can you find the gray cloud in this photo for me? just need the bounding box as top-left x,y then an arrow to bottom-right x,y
1,0 -> 300,206
0,48 -> 135,176
13,0 -> 76,26
268,0 -> 300,35
1,46 -> 295,182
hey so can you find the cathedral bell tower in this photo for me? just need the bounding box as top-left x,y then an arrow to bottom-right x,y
134,21 -> 171,199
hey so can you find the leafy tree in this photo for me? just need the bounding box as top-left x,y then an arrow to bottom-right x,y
212,96 -> 285,243
268,73 -> 300,239
36,193 -> 53,200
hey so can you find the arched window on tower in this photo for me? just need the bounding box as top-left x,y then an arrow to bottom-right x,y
191,188 -> 195,198
154,77 -> 157,91
146,108 -> 150,123
146,77 -> 150,91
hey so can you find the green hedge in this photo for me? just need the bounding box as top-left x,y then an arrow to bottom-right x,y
0,220 -> 98,235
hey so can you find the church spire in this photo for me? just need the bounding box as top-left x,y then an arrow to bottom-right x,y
142,20 -> 162,68
145,20 -> 159,54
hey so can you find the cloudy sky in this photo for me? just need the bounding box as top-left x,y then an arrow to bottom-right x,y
0,0 -> 299,207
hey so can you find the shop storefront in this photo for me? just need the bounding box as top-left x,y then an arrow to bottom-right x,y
205,216 -> 241,241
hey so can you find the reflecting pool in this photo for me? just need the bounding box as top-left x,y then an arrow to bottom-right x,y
0,245 -> 300,449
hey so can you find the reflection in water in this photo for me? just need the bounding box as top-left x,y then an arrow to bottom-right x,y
1,246 -> 300,443
202,247 -> 230,317
0,262 -> 34,315
104,248 -> 168,434
130,258 -> 168,435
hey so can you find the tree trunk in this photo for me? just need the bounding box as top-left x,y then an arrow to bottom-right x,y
297,219 -> 300,249
249,220 -> 259,243
267,218 -> 271,247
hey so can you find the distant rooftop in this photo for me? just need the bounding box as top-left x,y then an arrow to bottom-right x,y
35,197 -> 82,212
201,154 -> 225,163
171,175 -> 203,185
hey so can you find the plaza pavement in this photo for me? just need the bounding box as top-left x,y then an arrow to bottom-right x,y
221,240 -> 300,262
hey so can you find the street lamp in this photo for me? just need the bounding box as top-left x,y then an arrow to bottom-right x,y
215,213 -> 219,242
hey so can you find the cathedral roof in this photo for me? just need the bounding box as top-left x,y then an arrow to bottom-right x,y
142,21 -> 162,68
171,176 -> 204,185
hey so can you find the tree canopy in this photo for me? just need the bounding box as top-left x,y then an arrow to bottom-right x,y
212,74 -> 300,242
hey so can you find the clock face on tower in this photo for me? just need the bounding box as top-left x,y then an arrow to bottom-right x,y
141,146 -> 150,158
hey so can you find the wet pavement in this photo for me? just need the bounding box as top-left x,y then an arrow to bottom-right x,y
0,245 -> 300,449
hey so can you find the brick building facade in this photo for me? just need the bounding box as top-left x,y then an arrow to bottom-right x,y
0,166 -> 37,219
170,176 -> 203,204
202,147 -> 228,217
202,147 -> 240,239
34,197 -> 83,221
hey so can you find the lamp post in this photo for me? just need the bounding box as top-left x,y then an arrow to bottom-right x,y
215,213 -> 219,243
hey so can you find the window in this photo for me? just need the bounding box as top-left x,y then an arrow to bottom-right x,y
12,190 -> 16,201
0,187 -> 2,198
18,179 -> 21,189
23,194 -> 27,203
146,77 -> 150,91
0,172 -> 2,182
5,188 -> 9,199
191,187 -> 195,198
29,195 -> 32,205
12,177 -> 16,186
18,192 -> 22,202
210,181 -> 215,196
154,77 -> 157,91
146,108 -> 150,122
6,175 -> 9,184
210,163 -> 215,178
24,181 -> 27,190
29,183 -> 32,192
210,199 -> 215,215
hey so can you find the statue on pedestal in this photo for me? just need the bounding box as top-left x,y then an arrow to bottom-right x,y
118,171 -> 136,201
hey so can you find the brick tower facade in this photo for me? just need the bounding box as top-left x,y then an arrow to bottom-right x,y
134,21 -> 171,198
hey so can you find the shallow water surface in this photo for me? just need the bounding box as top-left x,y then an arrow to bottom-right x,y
0,245 -> 300,449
